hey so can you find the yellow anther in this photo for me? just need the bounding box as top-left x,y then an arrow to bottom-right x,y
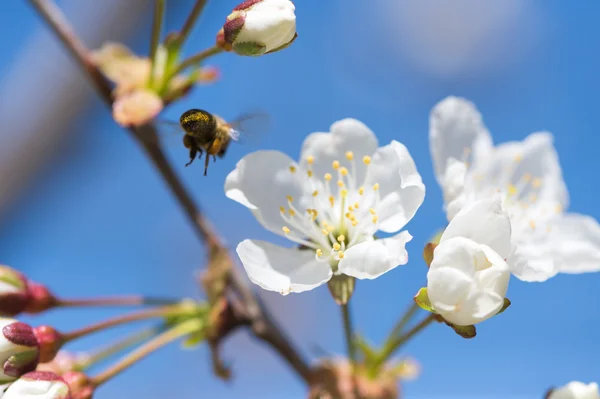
351,220 -> 359,227
332,160 -> 340,170
312,190 -> 319,197
329,195 -> 335,207
507,184 -> 517,196
337,251 -> 345,259
289,165 -> 296,173
346,212 -> 353,219
282,226 -> 291,234
279,206 -> 285,213
514,154 -> 523,162
340,189 -> 348,198
307,170 -> 313,178
358,187 -> 365,195
333,243 -> 341,251
372,216 -> 379,223
286,195 -> 293,203
345,151 -> 354,161
316,249 -> 323,257
353,202 -> 360,209
325,173 -> 333,181
339,167 -> 349,176
363,156 -> 372,165
532,178 -> 542,188
348,206 -> 354,212
369,208 -> 377,215
555,204 -> 563,214
373,183 -> 380,191
327,225 -> 335,233
288,209 -> 296,217
337,235 -> 346,243
337,180 -> 345,188
529,220 -> 536,230
321,228 -> 329,235
306,155 -> 314,165
522,173 -> 532,182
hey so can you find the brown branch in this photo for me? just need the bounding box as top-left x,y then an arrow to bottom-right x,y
28,0 -> 313,385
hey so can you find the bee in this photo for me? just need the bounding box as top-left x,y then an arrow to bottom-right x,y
160,109 -> 267,176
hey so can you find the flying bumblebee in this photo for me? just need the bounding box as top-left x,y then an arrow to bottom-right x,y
159,109 -> 267,176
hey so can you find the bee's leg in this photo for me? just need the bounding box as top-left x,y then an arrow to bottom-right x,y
213,155 -> 217,163
186,147 -> 197,167
203,152 -> 210,176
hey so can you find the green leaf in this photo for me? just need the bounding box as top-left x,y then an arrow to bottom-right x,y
448,323 -> 477,339
413,288 -> 434,313
354,335 -> 378,368
496,298 -> 511,315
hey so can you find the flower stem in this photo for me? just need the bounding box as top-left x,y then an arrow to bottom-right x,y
178,0 -> 208,46
149,0 -> 166,87
372,314 -> 436,370
91,319 -> 202,386
56,295 -> 179,308
341,302 -> 357,365
80,326 -> 163,370
62,304 -> 187,342
387,301 -> 421,341
171,46 -> 223,77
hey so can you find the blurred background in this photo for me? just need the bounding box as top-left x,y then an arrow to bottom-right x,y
1,0 -> 599,398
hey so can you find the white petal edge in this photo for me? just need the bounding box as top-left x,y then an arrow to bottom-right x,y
550,213 -> 600,274
337,231 -> 412,280
225,150 -> 306,237
368,141 -> 426,233
236,240 -> 332,294
429,96 -> 493,185
440,195 -> 512,260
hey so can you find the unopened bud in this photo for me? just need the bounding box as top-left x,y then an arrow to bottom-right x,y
1,318 -> 40,382
62,372 -> 94,399
33,326 -> 64,363
24,282 -> 58,315
0,266 -> 30,317
327,275 -> 356,305
3,371 -> 71,399
112,89 -> 163,127
217,0 -> 297,56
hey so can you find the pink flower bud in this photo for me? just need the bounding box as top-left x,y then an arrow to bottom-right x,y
0,319 -> 40,382
2,371 -> 71,399
62,372 -> 93,399
217,0 -> 297,56
112,89 -> 163,127
32,326 -> 64,364
24,283 -> 58,315
0,266 -> 30,317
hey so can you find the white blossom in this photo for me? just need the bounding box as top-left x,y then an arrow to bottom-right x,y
226,119 -> 425,294
2,372 -> 70,399
429,96 -> 600,282
427,196 -> 511,326
218,0 -> 297,56
548,381 -> 600,399
0,318 -> 39,383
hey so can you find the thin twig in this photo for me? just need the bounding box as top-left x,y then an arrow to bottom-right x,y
178,0 -> 208,46
28,0 -> 313,385
149,0 -> 166,86
56,295 -> 179,308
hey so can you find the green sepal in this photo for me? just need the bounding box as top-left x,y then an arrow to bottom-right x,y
327,274 -> 356,305
413,287 -> 434,313
233,41 -> 267,56
496,298 -> 511,315
182,329 -> 206,349
354,335 -> 378,369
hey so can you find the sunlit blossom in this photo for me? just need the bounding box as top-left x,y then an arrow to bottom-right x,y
427,196 -> 511,326
226,119 -> 425,295
429,96 -> 600,282
547,381 -> 600,399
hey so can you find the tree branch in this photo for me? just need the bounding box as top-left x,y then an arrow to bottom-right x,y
28,0 -> 313,385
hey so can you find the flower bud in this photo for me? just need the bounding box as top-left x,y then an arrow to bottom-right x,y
32,326 -> 63,364
0,266 -> 29,317
217,0 -> 297,56
546,381 -> 600,399
24,283 -> 57,315
112,89 -> 163,127
62,372 -> 93,399
2,371 -> 71,399
0,319 -> 40,382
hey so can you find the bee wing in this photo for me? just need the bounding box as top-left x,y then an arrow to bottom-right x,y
150,119 -> 189,146
226,111 -> 270,145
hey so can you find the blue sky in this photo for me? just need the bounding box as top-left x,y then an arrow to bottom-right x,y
1,1 -> 599,398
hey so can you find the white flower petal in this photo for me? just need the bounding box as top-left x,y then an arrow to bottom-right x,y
225,151 -> 306,237
548,381 -> 600,399
337,231 -> 412,279
429,96 -> 493,184
3,374 -> 70,399
367,141 -> 426,233
427,267 -> 473,314
299,118 -> 378,181
473,132 -> 568,209
236,240 -> 332,294
460,290 -> 505,321
440,196 -> 512,259
549,213 -> 600,274
507,243 -> 557,282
